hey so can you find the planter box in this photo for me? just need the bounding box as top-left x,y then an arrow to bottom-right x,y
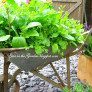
77,55 -> 92,86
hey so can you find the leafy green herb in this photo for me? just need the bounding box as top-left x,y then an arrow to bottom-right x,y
22,30 -> 39,38
52,43 -> 59,53
27,22 -> 42,29
0,30 -> 6,36
0,0 -> 84,55
0,35 -> 10,42
12,37 -> 27,48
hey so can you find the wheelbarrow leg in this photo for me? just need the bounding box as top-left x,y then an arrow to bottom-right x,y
31,70 -> 64,89
10,79 -> 20,92
8,69 -> 21,92
0,81 -> 4,92
3,52 -> 10,92
8,69 -> 21,88
66,56 -> 71,89
14,80 -> 20,92
50,62 -> 65,87
2,52 -> 20,92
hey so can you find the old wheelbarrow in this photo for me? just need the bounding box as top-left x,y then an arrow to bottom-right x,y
0,47 -> 82,92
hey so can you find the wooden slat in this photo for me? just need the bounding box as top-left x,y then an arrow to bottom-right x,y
68,1 -> 82,15
69,4 -> 80,21
0,48 -> 25,52
53,0 -> 83,22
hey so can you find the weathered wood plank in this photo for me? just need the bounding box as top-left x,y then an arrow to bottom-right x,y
53,0 -> 83,22
68,1 -> 82,15
0,48 -> 25,52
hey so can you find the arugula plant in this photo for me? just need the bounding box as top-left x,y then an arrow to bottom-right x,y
0,0 -> 84,55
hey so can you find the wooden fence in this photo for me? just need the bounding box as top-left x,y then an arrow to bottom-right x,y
52,0 -> 84,23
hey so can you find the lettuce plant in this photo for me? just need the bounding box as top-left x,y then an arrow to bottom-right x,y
0,0 -> 84,55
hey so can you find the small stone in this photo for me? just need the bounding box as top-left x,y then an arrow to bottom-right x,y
21,74 -> 28,79
28,72 -> 33,77
39,81 -> 45,86
46,88 -> 53,92
29,85 -> 39,92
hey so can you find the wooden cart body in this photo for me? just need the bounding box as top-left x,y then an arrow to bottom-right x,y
0,47 -> 80,92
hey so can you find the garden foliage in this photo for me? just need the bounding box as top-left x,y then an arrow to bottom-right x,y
84,33 -> 92,57
63,83 -> 92,92
0,0 -> 84,55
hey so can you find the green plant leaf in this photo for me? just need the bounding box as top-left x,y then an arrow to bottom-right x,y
74,83 -> 84,92
0,35 -> 10,42
0,0 -> 84,55
0,21 -> 3,24
70,29 -> 77,34
11,26 -> 18,36
42,38 -> 50,47
52,43 -> 59,53
12,37 -> 27,48
59,40 -> 68,50
35,45 -> 44,55
0,30 -> 5,36
27,22 -> 42,29
65,35 -> 75,41
63,87 -> 71,92
29,44 -> 33,48
51,33 -> 59,38
22,30 -> 39,38
9,15 -> 15,24
7,0 -> 17,5
77,36 -> 84,43
29,30 -> 39,36
86,35 -> 92,44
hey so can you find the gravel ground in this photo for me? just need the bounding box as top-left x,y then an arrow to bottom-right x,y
0,53 -> 80,92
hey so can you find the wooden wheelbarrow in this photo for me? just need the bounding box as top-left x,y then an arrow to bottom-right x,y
0,47 -> 82,92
